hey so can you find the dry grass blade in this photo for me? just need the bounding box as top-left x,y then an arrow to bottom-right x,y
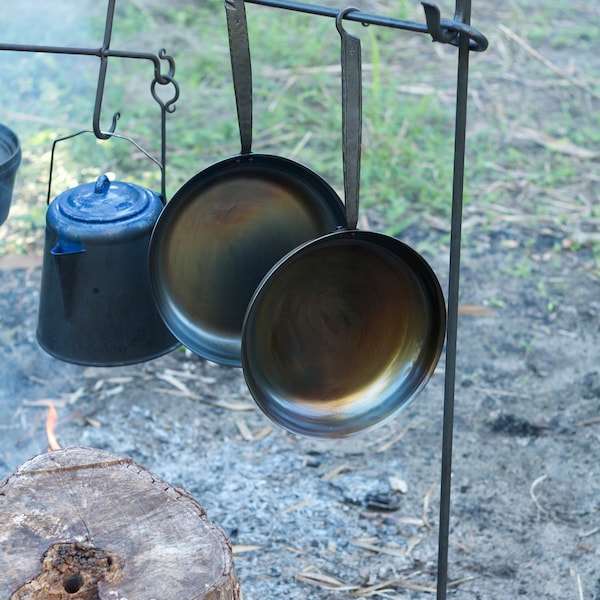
571,570 -> 584,600
23,398 -> 67,409
420,483 -> 471,552
154,387 -> 255,411
422,482 -> 436,530
498,24 -> 600,100
296,566 -> 357,590
232,545 -> 263,554
163,368 -> 217,384
252,425 -> 273,441
376,425 -> 412,453
512,128 -> 599,160
321,464 -> 351,482
350,578 -> 437,596
235,417 -> 253,441
576,416 -> 600,427
578,526 -> 600,539
157,372 -> 194,394
350,574 -> 476,597
279,497 -> 313,515
153,387 -> 210,403
458,305 -> 496,317
212,400 -> 256,411
352,537 -> 406,558
284,546 -> 307,555
530,474 -> 549,514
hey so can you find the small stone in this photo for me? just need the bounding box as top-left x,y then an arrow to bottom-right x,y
388,476 -> 408,494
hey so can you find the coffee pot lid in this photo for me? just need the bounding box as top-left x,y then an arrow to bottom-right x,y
56,174 -> 154,224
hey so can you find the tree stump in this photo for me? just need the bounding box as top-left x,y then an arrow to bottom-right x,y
0,446 -> 241,600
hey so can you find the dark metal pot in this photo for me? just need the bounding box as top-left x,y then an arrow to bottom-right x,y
0,124 -> 22,226
241,11 -> 446,439
37,174 -> 179,366
148,0 -> 345,367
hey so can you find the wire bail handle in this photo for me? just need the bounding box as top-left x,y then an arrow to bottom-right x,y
46,130 -> 166,205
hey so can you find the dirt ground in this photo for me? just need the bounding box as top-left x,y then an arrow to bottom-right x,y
1,220 -> 599,600
1,2 -> 600,600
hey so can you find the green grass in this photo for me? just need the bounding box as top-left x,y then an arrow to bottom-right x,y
0,0 -> 598,270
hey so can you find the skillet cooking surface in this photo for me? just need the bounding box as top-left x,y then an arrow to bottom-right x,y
149,153 -> 345,367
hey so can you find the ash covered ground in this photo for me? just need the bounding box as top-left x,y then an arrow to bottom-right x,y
1,223 -> 599,599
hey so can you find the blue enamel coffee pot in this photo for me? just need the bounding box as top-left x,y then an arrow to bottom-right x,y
37,173 -> 179,365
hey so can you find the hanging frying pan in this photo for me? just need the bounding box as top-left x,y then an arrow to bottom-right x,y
241,9 -> 447,439
148,0 -> 346,367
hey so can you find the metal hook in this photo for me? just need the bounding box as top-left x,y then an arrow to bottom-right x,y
336,5 -> 361,35
422,2 -> 488,52
156,48 -> 176,83
422,2 -> 458,45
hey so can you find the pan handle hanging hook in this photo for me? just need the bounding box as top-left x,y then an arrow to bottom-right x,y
336,7 -> 362,231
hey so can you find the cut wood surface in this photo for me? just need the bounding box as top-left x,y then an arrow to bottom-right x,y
0,446 -> 241,600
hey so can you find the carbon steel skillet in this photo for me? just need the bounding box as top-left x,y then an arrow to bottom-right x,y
149,0 -> 345,366
241,9 -> 447,438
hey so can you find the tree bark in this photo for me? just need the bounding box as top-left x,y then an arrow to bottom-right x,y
0,446 -> 241,600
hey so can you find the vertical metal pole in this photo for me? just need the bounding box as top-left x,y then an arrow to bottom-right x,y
436,0 -> 471,598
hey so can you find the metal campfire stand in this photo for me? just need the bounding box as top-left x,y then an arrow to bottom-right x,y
1,0 -> 488,598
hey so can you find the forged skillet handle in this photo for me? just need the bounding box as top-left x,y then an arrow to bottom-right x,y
225,0 -> 253,154
337,7 -> 362,231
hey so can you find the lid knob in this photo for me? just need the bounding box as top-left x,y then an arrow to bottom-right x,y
94,174 -> 111,195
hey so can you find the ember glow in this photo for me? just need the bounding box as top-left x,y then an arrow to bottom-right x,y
46,403 -> 61,451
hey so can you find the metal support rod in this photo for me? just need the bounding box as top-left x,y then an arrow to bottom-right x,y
245,0 -> 487,51
436,0 -> 472,598
1,0 -> 485,592
0,43 -> 176,82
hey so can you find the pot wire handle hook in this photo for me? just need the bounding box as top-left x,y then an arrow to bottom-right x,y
93,0 -> 120,140
337,7 -> 362,231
